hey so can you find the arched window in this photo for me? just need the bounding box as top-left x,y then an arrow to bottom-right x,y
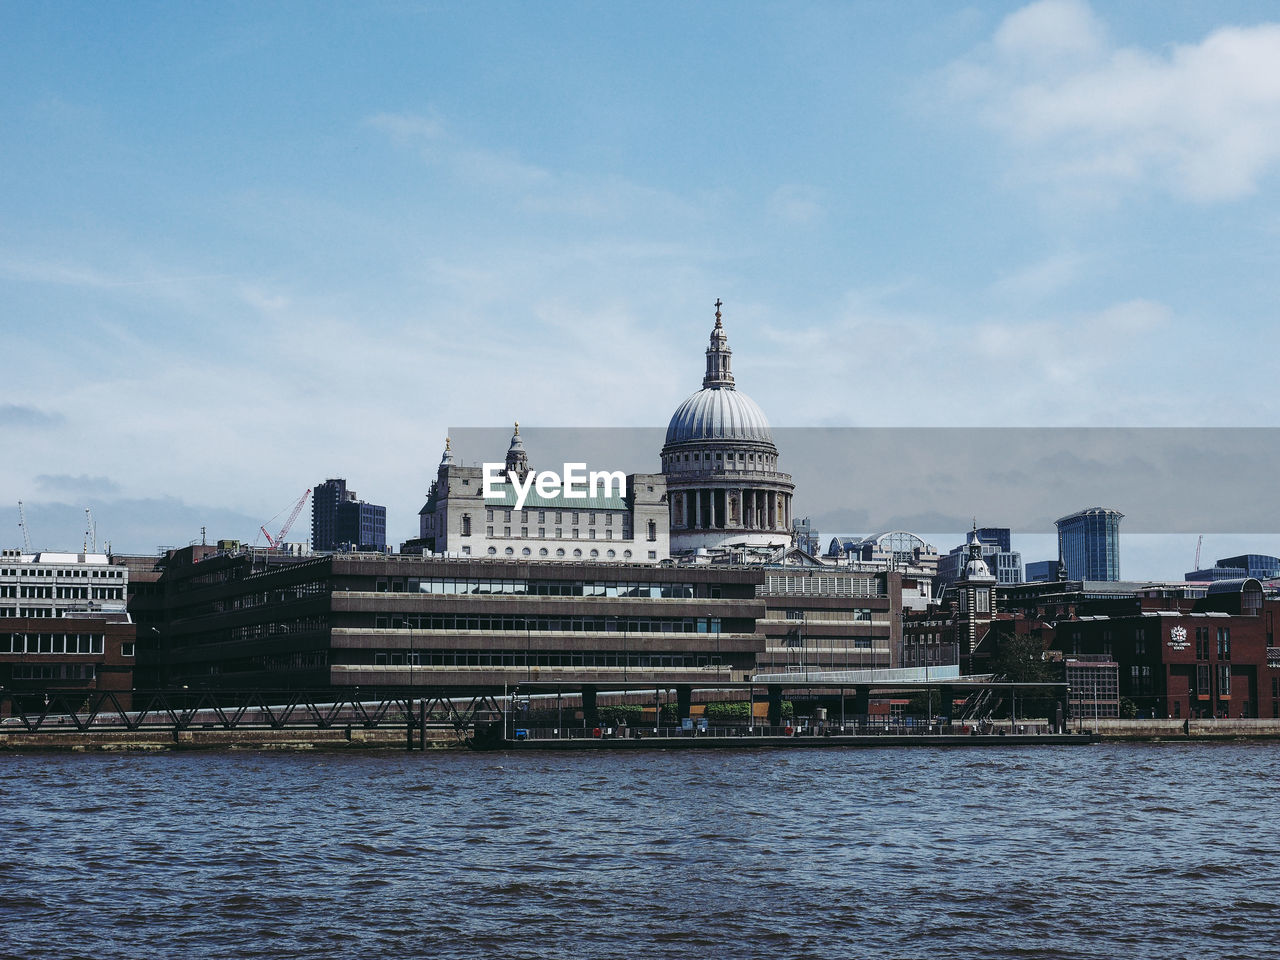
647,520 -> 657,541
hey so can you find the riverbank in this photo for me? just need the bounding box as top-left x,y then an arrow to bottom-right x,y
0,726 -> 464,751
6,718 -> 1280,751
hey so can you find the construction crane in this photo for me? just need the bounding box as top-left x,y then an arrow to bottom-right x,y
1195,534 -> 1203,571
17,501 -> 32,553
261,488 -> 311,551
84,507 -> 97,554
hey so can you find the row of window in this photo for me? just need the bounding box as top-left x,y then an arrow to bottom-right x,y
762,575 -> 881,598
9,663 -> 97,680
662,451 -> 777,470
368,650 -> 724,669
0,633 -> 106,654
485,546 -> 658,560
0,585 -> 123,600
371,614 -> 723,634
209,580 -> 330,615
406,578 -> 700,598
783,608 -> 874,623
486,526 -> 624,541
486,509 -> 620,525
1195,627 -> 1232,661
0,567 -> 125,579
225,617 -> 328,644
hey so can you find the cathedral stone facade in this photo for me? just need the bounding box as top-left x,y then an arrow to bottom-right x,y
661,303 -> 794,555
413,426 -> 670,562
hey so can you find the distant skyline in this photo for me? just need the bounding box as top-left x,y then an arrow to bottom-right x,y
4,1 -> 1280,575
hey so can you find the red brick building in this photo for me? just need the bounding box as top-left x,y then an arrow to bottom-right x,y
1047,579 -> 1277,719
0,613 -> 136,710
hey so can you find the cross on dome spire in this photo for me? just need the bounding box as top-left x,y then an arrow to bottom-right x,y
703,298 -> 734,389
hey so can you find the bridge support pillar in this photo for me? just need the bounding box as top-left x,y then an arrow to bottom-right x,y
676,685 -> 692,721
852,686 -> 870,721
582,686 -> 598,730
937,685 -> 955,724
767,684 -> 783,727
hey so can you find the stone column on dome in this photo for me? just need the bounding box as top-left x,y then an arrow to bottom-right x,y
694,490 -> 702,530
768,492 -> 777,530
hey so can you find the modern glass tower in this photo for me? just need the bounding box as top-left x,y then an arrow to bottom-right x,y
1055,507 -> 1123,581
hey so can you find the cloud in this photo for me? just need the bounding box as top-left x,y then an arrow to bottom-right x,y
35,474 -> 122,496
0,404 -> 65,428
769,184 -> 825,224
367,111 -> 550,190
947,0 -> 1280,201
988,252 -> 1086,304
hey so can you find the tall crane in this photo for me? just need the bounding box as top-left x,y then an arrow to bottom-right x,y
17,501 -> 32,553
1195,534 -> 1203,571
261,488 -> 311,551
84,507 -> 97,554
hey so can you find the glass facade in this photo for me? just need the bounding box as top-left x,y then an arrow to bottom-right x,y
1057,508 -> 1122,581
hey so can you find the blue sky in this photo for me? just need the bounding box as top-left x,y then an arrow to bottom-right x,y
3,1 -> 1279,574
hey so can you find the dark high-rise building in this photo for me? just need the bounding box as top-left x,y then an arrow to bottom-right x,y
1056,507 -> 1123,582
337,500 -> 386,552
312,478 -> 386,552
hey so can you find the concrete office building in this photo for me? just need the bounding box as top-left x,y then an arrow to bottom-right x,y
0,548 -> 136,706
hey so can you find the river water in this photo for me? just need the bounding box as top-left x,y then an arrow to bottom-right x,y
2,743 -> 1277,959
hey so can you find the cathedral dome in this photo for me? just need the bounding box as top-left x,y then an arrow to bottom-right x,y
665,387 -> 773,445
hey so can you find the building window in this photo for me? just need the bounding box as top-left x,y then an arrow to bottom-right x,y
589,529 -> 596,539
589,513 -> 596,525
121,642 -> 135,657
486,526 -> 494,537
521,527 -> 528,537
605,514 -> 613,526
556,528 -> 563,538
504,527 -> 511,537
555,512 -> 563,523
647,520 -> 657,542
648,551 -> 657,559
538,511 -> 546,523
504,510 -> 512,522
572,528 -> 580,538
486,509 -> 493,522
461,515 -> 472,537
538,527 -> 546,538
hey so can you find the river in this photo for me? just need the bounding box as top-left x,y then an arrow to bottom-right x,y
2,743 -> 1276,959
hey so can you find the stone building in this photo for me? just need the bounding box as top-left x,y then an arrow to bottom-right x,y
661,302 -> 795,555
412,425 -> 670,563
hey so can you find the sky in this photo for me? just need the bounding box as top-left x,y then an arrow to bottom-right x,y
2,0 -> 1279,576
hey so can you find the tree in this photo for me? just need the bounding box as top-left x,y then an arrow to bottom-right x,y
988,630 -> 1052,684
